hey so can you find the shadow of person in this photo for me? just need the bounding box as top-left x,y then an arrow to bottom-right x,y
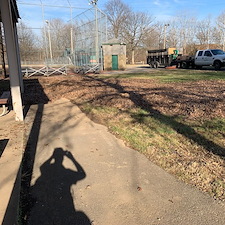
28,148 -> 91,225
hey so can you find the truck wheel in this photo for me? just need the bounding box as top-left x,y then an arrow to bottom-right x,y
150,62 -> 155,68
181,62 -> 188,69
154,61 -> 159,68
214,61 -> 221,70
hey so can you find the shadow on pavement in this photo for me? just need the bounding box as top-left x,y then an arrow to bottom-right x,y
20,104 -> 44,224
28,148 -> 90,225
0,139 -> 9,158
2,168 -> 21,225
20,101 -> 90,224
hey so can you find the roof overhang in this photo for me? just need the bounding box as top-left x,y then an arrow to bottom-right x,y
0,0 -> 20,23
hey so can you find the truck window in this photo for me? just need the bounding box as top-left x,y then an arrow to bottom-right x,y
211,49 -> 225,55
204,51 -> 212,57
198,51 -> 203,56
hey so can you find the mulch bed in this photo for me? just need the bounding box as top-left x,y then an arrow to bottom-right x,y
23,74 -> 225,120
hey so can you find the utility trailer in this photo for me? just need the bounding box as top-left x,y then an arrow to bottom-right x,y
147,48 -> 179,68
172,55 -> 195,69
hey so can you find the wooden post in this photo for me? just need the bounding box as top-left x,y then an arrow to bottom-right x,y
14,23 -> 24,93
0,23 -> 6,79
0,0 -> 24,121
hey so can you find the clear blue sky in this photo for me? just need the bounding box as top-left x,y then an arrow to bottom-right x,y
17,0 -> 225,29
99,0 -> 225,21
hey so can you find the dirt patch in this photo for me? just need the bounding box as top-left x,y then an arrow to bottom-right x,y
23,75 -> 225,119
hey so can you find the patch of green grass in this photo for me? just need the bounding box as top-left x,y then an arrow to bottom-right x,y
186,118 -> 225,147
99,73 -> 152,79
130,108 -> 176,135
81,103 -> 113,114
202,118 -> 225,131
82,104 -> 224,156
98,70 -> 225,83
110,124 -> 151,152
80,102 -> 225,200
153,70 -> 225,82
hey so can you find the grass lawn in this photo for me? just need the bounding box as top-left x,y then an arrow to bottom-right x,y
99,69 -> 225,82
78,69 -> 225,200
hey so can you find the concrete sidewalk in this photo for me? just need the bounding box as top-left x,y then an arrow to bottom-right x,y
23,98 -> 225,225
0,111 -> 24,224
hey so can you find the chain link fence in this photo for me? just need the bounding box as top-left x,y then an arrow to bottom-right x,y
14,1 -> 108,74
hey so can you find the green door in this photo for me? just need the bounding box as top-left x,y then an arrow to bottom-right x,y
112,55 -> 118,70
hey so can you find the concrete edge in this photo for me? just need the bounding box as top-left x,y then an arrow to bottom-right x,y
0,120 -> 24,225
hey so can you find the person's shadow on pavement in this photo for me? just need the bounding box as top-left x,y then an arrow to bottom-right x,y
28,147 -> 90,225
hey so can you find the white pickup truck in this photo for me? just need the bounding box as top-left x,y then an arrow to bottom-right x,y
194,49 -> 225,70
173,49 -> 225,70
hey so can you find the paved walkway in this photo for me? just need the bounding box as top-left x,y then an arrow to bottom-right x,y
0,110 -> 24,224
1,98 -> 225,224
25,99 -> 225,225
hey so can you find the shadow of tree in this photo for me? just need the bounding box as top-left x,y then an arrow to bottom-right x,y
85,76 -> 225,157
23,79 -> 49,105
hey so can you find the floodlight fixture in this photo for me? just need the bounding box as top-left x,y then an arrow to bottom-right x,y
89,0 -> 98,5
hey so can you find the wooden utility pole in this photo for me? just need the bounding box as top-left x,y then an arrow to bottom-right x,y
0,22 -> 6,79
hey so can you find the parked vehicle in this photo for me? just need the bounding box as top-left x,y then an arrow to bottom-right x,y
147,48 -> 225,70
147,48 -> 179,68
193,49 -> 225,70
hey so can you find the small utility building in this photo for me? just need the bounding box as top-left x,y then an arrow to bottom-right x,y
102,38 -> 126,70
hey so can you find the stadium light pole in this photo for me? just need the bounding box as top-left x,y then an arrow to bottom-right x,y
45,20 -> 53,63
67,0 -> 73,54
40,0 -> 49,62
89,0 -> 98,63
163,24 -> 169,49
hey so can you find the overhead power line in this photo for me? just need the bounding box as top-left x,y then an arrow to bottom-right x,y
17,2 -> 88,10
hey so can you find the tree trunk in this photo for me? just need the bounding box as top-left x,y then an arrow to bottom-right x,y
131,49 -> 135,65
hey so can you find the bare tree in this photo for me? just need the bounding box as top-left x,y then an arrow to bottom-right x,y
136,11 -> 197,56
165,21 -> 180,49
211,26 -> 223,49
217,11 -> 225,50
196,16 -> 213,48
17,21 -> 38,62
142,23 -> 162,50
104,0 -> 131,39
172,11 -> 197,54
144,22 -> 177,50
44,19 -> 71,58
104,1 -> 225,64
123,12 -> 154,64
104,0 -> 154,64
